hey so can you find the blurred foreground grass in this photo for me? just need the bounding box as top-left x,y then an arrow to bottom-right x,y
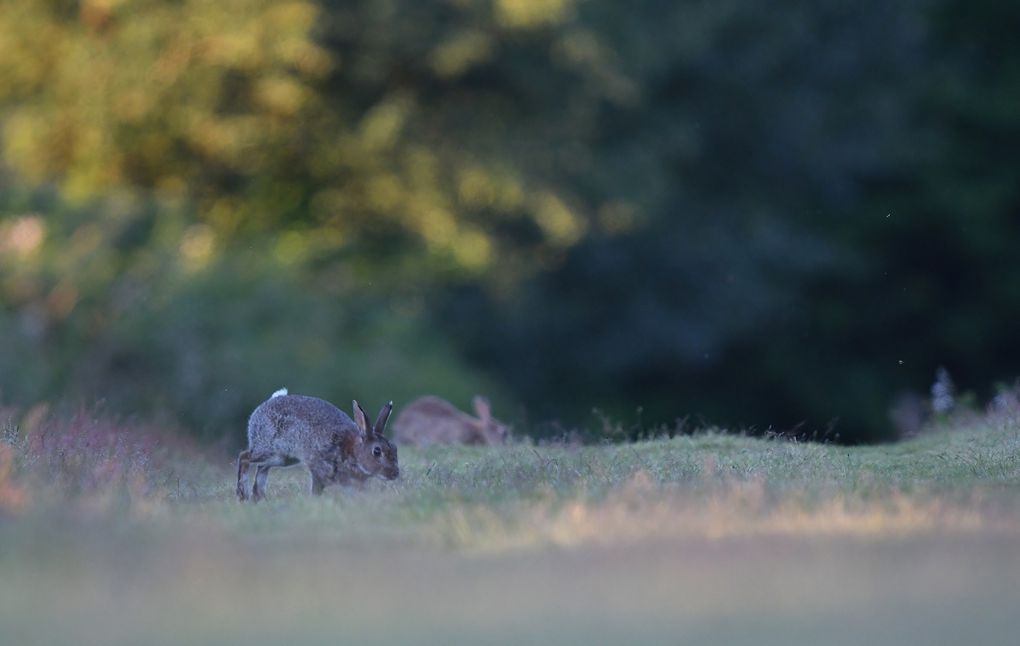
1,408 -> 1019,644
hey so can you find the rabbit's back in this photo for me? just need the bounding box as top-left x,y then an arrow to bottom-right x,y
393,397 -> 479,447
248,394 -> 358,459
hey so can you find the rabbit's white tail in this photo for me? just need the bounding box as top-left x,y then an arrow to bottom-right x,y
271,387 -> 289,399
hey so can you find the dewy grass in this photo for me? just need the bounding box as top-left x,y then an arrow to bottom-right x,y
2,404 -> 1019,541
1,406 -> 1019,644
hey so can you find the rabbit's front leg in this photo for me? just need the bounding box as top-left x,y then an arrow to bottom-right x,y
310,474 -> 325,495
307,458 -> 332,495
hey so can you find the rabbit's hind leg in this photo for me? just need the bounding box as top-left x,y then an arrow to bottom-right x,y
250,454 -> 296,502
236,449 -> 252,501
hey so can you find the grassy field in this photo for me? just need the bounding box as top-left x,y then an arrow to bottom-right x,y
1,409 -> 1019,644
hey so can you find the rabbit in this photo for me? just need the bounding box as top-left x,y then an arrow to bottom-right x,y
392,395 -> 510,447
236,388 -> 398,502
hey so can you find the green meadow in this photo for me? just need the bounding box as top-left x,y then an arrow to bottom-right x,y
2,409 -> 1018,645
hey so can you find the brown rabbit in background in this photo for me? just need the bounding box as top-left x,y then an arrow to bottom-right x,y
237,388 -> 398,502
392,395 -> 510,447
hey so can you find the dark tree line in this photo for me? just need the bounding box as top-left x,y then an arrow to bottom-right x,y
0,0 -> 1017,441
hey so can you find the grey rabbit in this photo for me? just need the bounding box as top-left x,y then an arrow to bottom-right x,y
236,388 -> 398,502
392,395 -> 510,447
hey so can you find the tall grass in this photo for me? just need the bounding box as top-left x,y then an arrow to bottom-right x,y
0,404 -> 203,516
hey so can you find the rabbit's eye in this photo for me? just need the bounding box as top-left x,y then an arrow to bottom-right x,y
372,445 -> 382,458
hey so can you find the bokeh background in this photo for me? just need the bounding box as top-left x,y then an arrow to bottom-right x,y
0,0 -> 1017,443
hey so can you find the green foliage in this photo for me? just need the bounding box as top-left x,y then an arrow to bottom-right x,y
0,190 -> 505,439
1,0 -> 1018,441
0,0 -> 599,275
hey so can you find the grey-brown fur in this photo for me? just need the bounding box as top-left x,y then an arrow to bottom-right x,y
237,389 -> 398,502
392,395 -> 510,448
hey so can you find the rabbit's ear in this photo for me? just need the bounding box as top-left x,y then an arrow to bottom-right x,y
473,396 -> 491,422
373,401 -> 393,436
352,400 -> 371,436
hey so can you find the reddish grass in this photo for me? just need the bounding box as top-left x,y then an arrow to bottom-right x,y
0,403 -> 198,513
